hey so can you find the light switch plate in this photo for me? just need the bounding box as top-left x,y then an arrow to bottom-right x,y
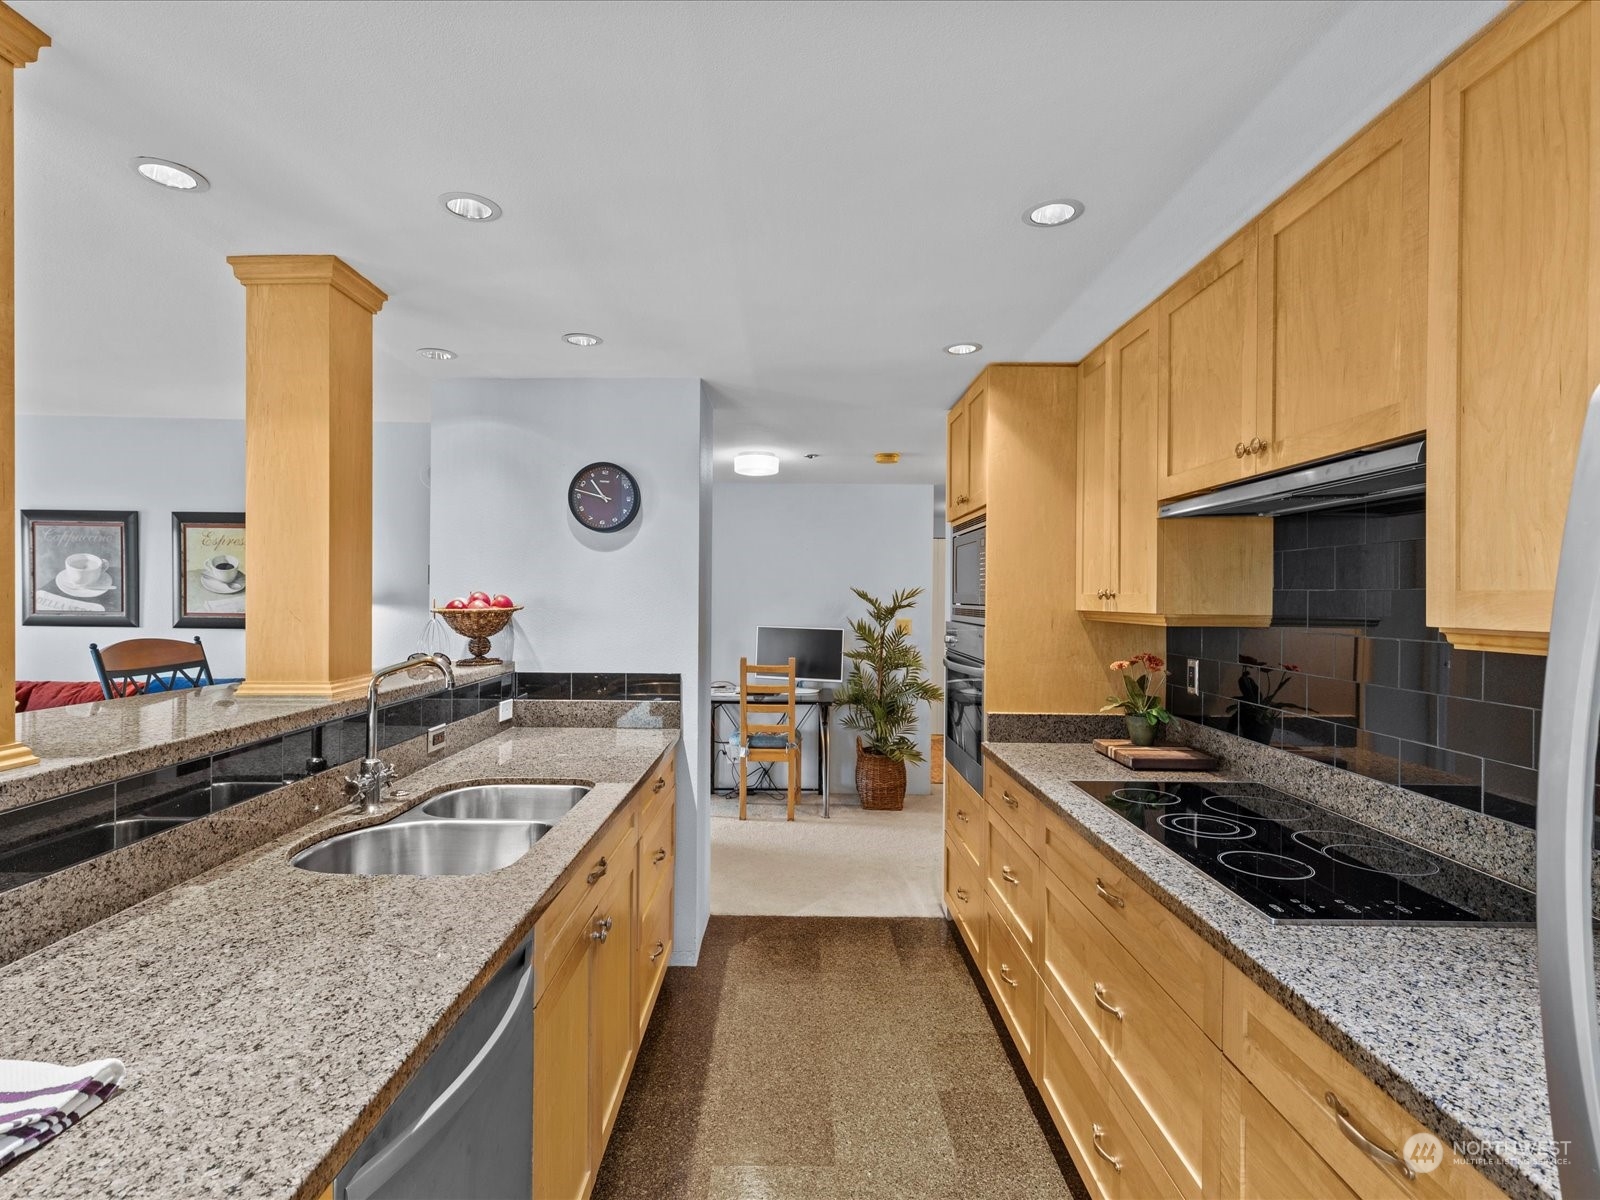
1186,658 -> 1201,696
499,698 -> 514,722
427,724 -> 448,753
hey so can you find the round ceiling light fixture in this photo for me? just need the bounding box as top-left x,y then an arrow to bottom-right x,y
1025,199 -> 1083,227
945,342 -> 982,356
416,347 -> 457,361
734,451 -> 780,477
131,156 -> 209,192
440,192 -> 502,221
875,452 -> 901,465
563,332 -> 603,347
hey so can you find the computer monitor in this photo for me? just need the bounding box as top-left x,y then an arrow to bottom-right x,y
756,626 -> 846,685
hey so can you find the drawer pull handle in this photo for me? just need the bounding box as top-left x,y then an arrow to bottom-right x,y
1002,791 -> 1020,810
1093,982 -> 1124,1021
955,886 -> 970,902
652,777 -> 666,793
1000,865 -> 1020,885
998,963 -> 1019,988
650,940 -> 665,962
1326,1092 -> 1415,1181
587,856 -> 608,885
653,848 -> 668,864
1094,878 -> 1125,908
956,808 -> 970,823
1091,1124 -> 1122,1172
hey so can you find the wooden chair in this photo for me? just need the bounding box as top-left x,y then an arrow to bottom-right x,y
737,656 -> 802,821
89,636 -> 214,700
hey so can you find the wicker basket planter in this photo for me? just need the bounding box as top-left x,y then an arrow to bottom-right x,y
855,739 -> 907,810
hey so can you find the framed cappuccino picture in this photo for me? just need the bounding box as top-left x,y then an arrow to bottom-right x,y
172,511 -> 245,628
22,510 -> 140,627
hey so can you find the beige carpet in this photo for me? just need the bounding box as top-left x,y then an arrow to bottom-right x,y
710,788 -> 943,917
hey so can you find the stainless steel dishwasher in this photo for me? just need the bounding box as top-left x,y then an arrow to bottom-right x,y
335,937 -> 533,1200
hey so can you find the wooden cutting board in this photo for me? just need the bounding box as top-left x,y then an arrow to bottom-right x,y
1092,738 -> 1219,771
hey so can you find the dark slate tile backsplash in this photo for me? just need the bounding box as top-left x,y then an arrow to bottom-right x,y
1165,500 -> 1549,830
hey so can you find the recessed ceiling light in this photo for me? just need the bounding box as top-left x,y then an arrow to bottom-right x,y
440,192 -> 502,221
131,156 -> 209,192
734,451 -> 780,477
875,453 -> 901,465
416,347 -> 456,361
1025,199 -> 1084,227
945,343 -> 982,355
563,332 -> 603,347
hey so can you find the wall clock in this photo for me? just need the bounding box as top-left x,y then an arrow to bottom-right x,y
568,461 -> 641,532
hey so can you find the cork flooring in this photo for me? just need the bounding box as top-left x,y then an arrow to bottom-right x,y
592,916 -> 1085,1200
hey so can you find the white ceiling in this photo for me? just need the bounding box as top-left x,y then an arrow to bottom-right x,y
13,0 -> 1501,485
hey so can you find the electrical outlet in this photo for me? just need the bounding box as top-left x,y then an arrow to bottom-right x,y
498,698 -> 514,723
1186,658 -> 1201,696
896,617 -> 913,635
427,724 -> 448,754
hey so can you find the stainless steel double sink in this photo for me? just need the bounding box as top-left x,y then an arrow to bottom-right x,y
291,784 -> 590,878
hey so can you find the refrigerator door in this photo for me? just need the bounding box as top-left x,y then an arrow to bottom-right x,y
1539,384 -> 1600,1196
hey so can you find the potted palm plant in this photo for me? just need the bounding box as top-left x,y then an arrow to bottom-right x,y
837,587 -> 944,810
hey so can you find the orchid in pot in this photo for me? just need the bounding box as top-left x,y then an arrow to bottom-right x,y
1101,652 -> 1172,747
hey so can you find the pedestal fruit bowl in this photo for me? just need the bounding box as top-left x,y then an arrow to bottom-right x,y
433,605 -> 521,666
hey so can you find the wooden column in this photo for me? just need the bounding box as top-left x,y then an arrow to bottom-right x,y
228,256 -> 386,700
0,6 -> 47,770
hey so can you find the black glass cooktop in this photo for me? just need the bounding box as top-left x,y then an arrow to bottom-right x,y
1070,780 -> 1534,926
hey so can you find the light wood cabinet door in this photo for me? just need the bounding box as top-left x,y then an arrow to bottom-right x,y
533,933 -> 593,1200
1427,0 -> 1600,654
947,398 -> 971,523
943,832 -> 985,963
1215,1067 -> 1360,1200
1157,227 -> 1259,500
985,805 -> 1042,960
1256,86 -> 1428,474
967,386 -> 988,516
591,855 -> 638,1154
1076,346 -> 1117,611
636,875 -> 672,1044
983,907 -> 1040,1073
1110,310 -> 1159,615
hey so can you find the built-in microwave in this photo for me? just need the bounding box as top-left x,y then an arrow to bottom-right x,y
951,521 -> 985,615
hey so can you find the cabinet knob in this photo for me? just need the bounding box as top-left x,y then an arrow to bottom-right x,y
1249,437 -> 1267,455
1235,441 -> 1248,458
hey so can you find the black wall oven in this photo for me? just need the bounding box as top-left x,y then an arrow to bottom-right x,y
944,618 -> 984,793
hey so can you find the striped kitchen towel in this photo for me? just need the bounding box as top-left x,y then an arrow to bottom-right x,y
0,1057 -> 124,1166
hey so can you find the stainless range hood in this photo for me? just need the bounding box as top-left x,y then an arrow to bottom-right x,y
1158,439 -> 1425,518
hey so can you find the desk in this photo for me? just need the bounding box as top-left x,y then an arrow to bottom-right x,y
710,688 -> 835,818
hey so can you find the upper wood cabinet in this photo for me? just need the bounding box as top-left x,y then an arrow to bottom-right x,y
1080,308 -> 1273,626
1255,86 -> 1429,473
1156,228 -> 1259,500
1427,0 -> 1600,654
947,380 -> 988,525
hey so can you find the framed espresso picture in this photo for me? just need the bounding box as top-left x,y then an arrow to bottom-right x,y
172,511 -> 245,628
22,510 -> 140,627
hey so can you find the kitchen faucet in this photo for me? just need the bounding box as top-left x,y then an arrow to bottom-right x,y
347,653 -> 456,812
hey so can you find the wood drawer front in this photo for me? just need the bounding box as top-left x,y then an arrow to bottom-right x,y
944,834 -> 985,963
636,877 -> 673,1042
1218,1066 -> 1360,1200
1039,990 -> 1182,1200
639,796 -> 675,915
945,769 -> 986,868
640,754 -> 675,829
984,758 -> 1038,846
534,803 -> 638,1000
1223,965 -> 1502,1200
985,806 -> 1041,957
1042,806 -> 1223,1042
983,906 -> 1040,1072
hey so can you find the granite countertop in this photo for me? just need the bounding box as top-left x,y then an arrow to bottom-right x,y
985,741 -> 1557,1200
0,664 -> 512,818
0,724 -> 677,1200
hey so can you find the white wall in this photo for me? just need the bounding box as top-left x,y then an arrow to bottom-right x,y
15,415 -> 431,680
710,482 -> 936,796
429,378 -> 712,964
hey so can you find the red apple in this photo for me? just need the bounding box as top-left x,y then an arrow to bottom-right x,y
490,594 -> 514,608
444,597 -> 468,610
468,590 -> 491,604
466,598 -> 491,609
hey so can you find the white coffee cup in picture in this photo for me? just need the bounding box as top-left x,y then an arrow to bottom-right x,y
205,555 -> 238,583
62,552 -> 104,587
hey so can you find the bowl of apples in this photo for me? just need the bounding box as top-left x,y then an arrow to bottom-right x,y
433,592 -> 522,666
